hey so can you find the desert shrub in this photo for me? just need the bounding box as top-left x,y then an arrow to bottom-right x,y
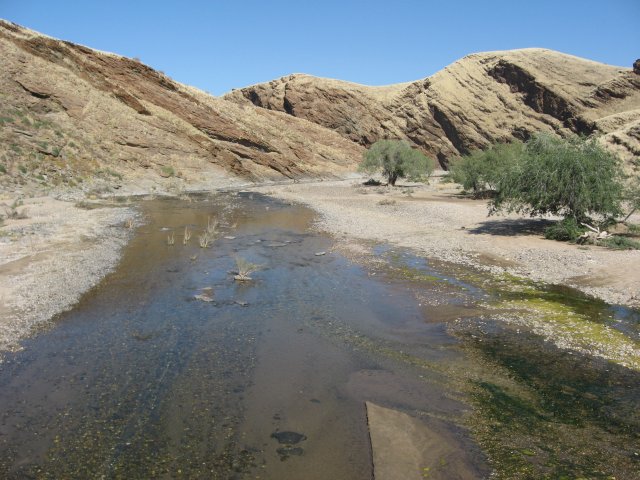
449,141 -> 523,195
490,133 -> 625,222
160,166 -> 175,177
363,178 -> 382,186
2,199 -> 28,220
359,140 -> 434,186
599,236 -> 640,250
544,218 -> 586,242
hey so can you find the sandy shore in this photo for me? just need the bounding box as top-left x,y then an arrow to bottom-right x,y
253,177 -> 640,308
0,196 -> 135,356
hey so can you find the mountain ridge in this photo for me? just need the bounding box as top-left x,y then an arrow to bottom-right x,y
1,20 -> 638,197
0,20 -> 362,194
225,48 -> 640,167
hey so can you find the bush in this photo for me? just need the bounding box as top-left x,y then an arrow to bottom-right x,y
359,140 -> 434,186
544,218 -> 586,242
599,236 -> 640,250
490,133 -> 625,222
449,141 -> 523,195
160,166 -> 175,178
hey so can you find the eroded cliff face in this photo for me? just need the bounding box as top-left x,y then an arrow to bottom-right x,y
225,49 -> 640,167
0,21 -> 362,192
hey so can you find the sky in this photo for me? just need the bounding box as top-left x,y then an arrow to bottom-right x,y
1,0 -> 638,96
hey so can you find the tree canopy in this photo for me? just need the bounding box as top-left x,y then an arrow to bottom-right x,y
489,133 -> 625,222
448,141 -> 523,195
359,140 -> 434,186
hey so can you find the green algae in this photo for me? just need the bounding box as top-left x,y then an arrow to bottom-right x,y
406,257 -> 640,372
358,245 -> 640,479
498,297 -> 640,370
463,329 -> 640,480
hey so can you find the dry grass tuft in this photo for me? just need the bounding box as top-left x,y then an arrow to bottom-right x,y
206,216 -> 218,235
234,256 -> 261,281
198,231 -> 212,248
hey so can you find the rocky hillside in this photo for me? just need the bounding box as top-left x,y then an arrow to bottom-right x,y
0,21 -> 362,194
225,49 -> 640,167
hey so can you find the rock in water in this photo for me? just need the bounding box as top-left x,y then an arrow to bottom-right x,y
270,431 -> 307,445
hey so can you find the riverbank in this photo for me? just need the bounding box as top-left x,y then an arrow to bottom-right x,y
0,195 -> 135,356
1,175 -> 638,360
253,177 -> 640,308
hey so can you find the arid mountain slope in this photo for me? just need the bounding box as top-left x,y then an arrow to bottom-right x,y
225,49 -> 640,166
0,21 -> 362,193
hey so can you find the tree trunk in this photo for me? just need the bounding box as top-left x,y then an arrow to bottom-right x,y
624,207 -> 637,223
388,173 -> 398,186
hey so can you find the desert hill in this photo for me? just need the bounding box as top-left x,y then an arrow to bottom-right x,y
0,20 -> 362,193
225,49 -> 640,167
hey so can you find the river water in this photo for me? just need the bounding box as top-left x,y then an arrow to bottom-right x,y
0,193 -> 638,479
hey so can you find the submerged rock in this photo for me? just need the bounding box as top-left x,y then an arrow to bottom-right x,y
276,446 -> 304,461
270,431 -> 307,445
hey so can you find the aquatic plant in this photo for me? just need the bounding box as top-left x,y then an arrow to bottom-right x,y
198,232 -> 211,248
206,216 -> 218,235
183,226 -> 192,244
166,232 -> 175,246
234,257 -> 260,281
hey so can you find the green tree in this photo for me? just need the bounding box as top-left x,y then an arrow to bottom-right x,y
490,133 -> 625,222
359,140 -> 434,186
449,141 -> 523,195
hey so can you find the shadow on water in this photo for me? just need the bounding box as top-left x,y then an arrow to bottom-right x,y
0,193 -> 638,479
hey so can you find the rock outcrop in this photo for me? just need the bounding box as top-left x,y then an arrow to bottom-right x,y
226,49 -> 640,167
0,21 -> 362,192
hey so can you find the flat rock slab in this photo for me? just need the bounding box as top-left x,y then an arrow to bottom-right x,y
366,401 -> 480,480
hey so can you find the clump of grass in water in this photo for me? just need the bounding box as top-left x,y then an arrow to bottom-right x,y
166,232 -> 175,246
183,226 -> 192,245
198,232 -> 211,248
198,217 -> 219,248
234,257 -> 260,281
206,216 -> 218,235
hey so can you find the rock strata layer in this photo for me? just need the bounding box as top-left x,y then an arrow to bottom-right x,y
0,20 -> 362,190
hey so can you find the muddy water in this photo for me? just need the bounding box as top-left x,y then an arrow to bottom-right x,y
0,194 -> 638,479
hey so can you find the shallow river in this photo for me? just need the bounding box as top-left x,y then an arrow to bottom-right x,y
0,194 -> 638,479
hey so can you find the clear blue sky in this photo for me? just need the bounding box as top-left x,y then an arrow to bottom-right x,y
2,1 -> 638,95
